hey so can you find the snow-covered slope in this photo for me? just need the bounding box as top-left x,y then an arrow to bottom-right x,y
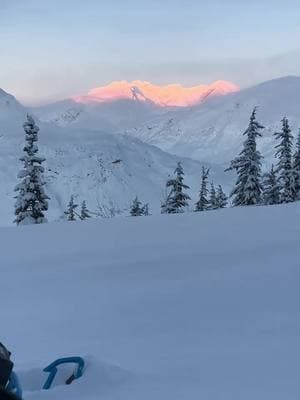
127,76 -> 300,163
0,124 -> 228,226
0,89 -> 229,226
2,203 -> 300,399
33,98 -> 164,131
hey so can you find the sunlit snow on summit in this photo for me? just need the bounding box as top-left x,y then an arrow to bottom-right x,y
73,80 -> 239,107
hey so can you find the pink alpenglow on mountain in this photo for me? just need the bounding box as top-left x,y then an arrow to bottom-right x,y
73,80 -> 239,107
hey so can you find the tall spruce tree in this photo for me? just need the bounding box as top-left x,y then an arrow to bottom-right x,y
195,167 -> 209,211
208,182 -> 218,210
130,196 -> 144,216
80,200 -> 91,220
216,185 -> 228,208
293,128 -> 300,199
14,115 -> 49,225
274,117 -> 297,203
161,162 -> 190,213
226,108 -> 264,206
262,164 -> 281,205
64,195 -> 78,221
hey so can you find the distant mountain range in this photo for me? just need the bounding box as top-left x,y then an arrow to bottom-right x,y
32,79 -> 238,131
33,76 -> 300,165
72,80 -> 239,107
125,76 -> 300,163
0,86 -> 228,225
1,75 -> 299,224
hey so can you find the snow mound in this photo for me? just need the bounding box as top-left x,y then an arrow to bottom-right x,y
17,356 -> 132,399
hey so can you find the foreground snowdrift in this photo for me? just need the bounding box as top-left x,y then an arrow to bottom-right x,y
1,203 -> 300,399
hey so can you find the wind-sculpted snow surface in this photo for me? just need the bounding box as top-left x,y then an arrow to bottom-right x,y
1,203 -> 300,399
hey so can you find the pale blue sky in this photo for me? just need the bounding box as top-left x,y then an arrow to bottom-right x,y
1,0 -> 300,104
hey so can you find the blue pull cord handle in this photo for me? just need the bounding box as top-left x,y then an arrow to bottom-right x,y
43,357 -> 85,390
6,371 -> 23,399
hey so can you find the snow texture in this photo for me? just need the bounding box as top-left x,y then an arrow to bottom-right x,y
1,203 -> 300,399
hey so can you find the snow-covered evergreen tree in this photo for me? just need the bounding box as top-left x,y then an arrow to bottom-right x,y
130,196 -> 144,216
226,108 -> 264,206
80,200 -> 91,220
161,191 -> 172,214
216,185 -> 228,208
195,167 -> 209,211
161,162 -> 190,214
262,165 -> 281,205
64,195 -> 78,221
293,128 -> 300,199
208,183 -> 218,210
14,115 -> 49,225
141,203 -> 150,216
274,117 -> 297,203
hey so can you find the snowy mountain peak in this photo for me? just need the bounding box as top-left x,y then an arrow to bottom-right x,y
0,88 -> 26,126
124,75 -> 300,163
0,88 -> 20,104
72,80 -> 239,107
0,88 -> 11,97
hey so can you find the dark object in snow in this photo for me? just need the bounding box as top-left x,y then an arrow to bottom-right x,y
0,343 -> 13,388
112,159 -> 122,164
0,388 -> 20,400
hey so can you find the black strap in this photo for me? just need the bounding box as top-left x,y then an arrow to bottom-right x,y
0,359 -> 13,389
0,345 -> 11,361
65,373 -> 76,385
